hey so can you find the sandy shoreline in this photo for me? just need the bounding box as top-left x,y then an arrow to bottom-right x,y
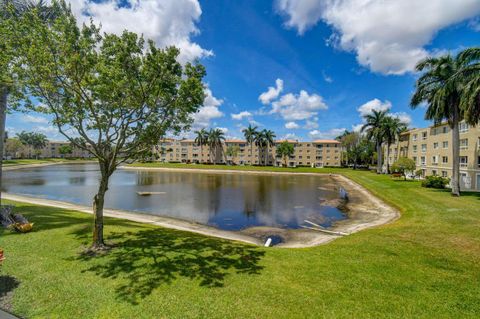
3,164 -> 400,248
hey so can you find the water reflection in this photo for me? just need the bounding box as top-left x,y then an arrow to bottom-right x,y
3,164 -> 347,230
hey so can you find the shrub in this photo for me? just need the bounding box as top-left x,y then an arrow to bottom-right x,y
421,175 -> 450,189
391,157 -> 416,180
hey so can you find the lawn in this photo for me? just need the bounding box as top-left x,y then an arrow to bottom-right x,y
1,166 -> 480,318
3,158 -> 93,167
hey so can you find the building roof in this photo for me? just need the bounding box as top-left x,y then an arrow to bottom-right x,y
225,139 -> 245,143
312,139 -> 341,144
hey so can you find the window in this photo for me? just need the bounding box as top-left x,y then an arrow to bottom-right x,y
413,156 -> 417,163
478,156 -> 480,168
413,145 -> 417,153
442,126 -> 448,134
442,156 -> 448,164
442,141 -> 448,149
459,122 -> 469,133
422,132 -> 427,140
460,138 -> 468,150
442,171 -> 448,177
433,142 -> 438,149
421,144 -> 427,153
413,134 -> 418,142
420,156 -> 426,166
432,170 -> 437,176
432,155 -> 438,165
460,156 -> 468,168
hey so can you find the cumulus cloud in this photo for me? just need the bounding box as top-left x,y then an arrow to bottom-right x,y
217,127 -> 229,134
280,133 -> 298,141
68,0 -> 212,63
231,111 -> 252,120
21,114 -> 49,124
285,121 -> 299,129
391,112 -> 412,126
357,98 -> 392,117
304,118 -> 319,129
271,90 -> 328,121
308,128 -> 346,140
259,79 -> 284,104
276,0 -> 480,74
191,87 -> 224,128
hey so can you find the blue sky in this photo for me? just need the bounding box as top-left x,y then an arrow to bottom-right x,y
7,0 -> 480,141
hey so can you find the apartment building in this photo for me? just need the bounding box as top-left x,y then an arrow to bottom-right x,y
156,139 -> 342,167
5,140 -> 94,159
386,122 -> 480,191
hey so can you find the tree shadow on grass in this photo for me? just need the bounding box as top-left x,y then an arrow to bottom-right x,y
0,275 -> 20,312
73,228 -> 265,305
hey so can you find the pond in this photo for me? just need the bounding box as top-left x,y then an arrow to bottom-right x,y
2,164 -> 347,231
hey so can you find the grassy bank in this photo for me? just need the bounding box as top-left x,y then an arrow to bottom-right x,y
3,158 -> 94,167
1,166 -> 479,318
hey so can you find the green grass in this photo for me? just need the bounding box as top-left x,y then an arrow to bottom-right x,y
1,166 -> 480,318
3,158 -> 93,167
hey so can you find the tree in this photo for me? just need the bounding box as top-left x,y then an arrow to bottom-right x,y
0,0 -> 59,206
411,54 -> 466,196
225,145 -> 239,165
5,137 -> 24,158
457,48 -> 480,125
242,124 -> 258,165
276,141 -> 294,167
207,128 -> 225,164
194,128 -> 208,164
338,131 -> 358,167
391,157 -> 416,181
361,109 -> 388,173
58,144 -> 72,158
16,131 -> 47,159
262,129 -> 276,166
382,116 -> 407,174
12,4 -> 206,248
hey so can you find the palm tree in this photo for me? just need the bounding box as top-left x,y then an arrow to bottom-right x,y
411,54 -> 466,196
382,116 -> 407,174
207,128 -> 225,165
361,109 -> 388,173
254,130 -> 266,166
457,48 -> 480,125
242,124 -> 258,165
262,129 -> 276,166
194,128 -> 208,163
0,0 -> 59,205
276,141 -> 294,167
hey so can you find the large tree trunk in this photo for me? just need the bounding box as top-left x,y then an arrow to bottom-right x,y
386,143 -> 391,174
451,112 -> 461,196
0,86 -> 8,207
376,142 -> 383,174
92,163 -> 111,248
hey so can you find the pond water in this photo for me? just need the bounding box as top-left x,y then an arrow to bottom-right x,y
2,164 -> 347,231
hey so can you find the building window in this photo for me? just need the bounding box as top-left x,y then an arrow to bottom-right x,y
460,138 -> 468,150
442,126 -> 448,134
442,171 -> 448,178
421,144 -> 427,153
420,156 -> 426,166
413,145 -> 417,153
432,155 -> 438,165
433,142 -> 439,149
432,170 -> 437,176
413,156 -> 417,163
422,132 -> 427,140
413,134 -> 417,142
459,122 -> 469,133
460,156 -> 468,168
442,141 -> 448,149
442,156 -> 448,164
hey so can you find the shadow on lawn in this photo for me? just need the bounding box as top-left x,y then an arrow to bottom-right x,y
0,275 -> 20,311
74,229 -> 265,305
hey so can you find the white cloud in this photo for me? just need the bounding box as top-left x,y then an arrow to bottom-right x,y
285,121 -> 299,129
276,0 -> 480,74
231,111 -> 252,120
69,0 -> 212,63
308,128 -> 346,140
357,98 -> 392,117
280,133 -> 298,141
259,79 -> 284,105
304,118 -> 319,129
352,124 -> 364,133
271,90 -> 328,121
192,87 -> 223,128
391,112 -> 412,126
21,114 -> 49,124
217,127 -> 229,134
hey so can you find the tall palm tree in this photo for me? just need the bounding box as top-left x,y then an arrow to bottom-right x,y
242,124 -> 258,165
262,129 -> 276,166
382,116 -> 407,174
194,128 -> 208,163
457,48 -> 480,125
0,0 -> 59,206
207,128 -> 225,165
254,130 -> 266,166
411,54 -> 466,196
361,109 -> 388,174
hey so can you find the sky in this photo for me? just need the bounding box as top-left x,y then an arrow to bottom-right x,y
7,0 -> 480,141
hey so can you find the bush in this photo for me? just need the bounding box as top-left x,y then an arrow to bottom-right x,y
421,175 -> 450,189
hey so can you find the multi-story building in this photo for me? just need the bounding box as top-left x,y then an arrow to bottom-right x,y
385,121 -> 480,191
5,140 -> 94,159
156,139 -> 342,167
